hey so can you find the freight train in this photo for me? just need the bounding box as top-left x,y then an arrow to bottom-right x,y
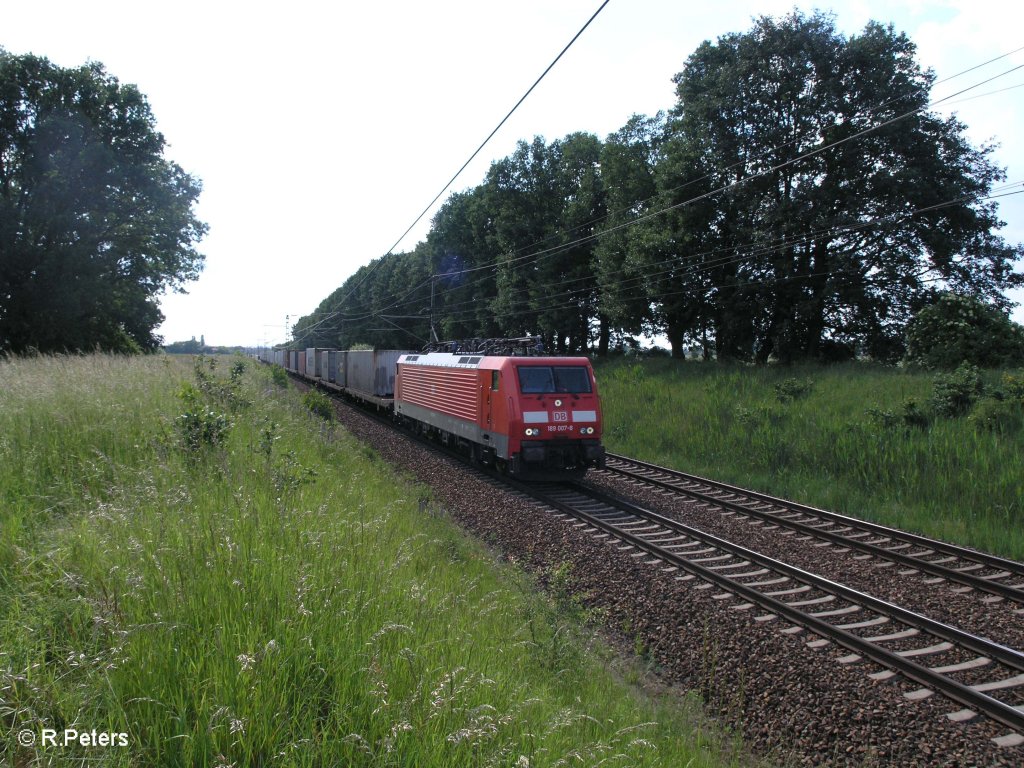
258,339 -> 605,478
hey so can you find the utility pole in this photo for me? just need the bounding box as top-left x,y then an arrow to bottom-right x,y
430,276 -> 440,343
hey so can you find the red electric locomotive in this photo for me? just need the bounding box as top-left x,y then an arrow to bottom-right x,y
395,350 -> 605,477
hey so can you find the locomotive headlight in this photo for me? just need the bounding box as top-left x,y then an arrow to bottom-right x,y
554,399 -> 563,407
525,428 -> 537,436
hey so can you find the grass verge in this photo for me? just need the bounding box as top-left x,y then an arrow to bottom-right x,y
1,354 -> 744,767
595,358 -> 1024,561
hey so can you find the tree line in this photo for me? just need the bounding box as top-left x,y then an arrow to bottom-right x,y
0,50 -> 206,354
292,11 -> 1022,363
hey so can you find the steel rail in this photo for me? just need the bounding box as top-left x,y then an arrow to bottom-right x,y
291,378 -> 1024,735
514,479 -> 1024,735
603,453 -> 1024,604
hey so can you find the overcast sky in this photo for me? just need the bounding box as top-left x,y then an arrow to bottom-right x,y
5,0 -> 1023,345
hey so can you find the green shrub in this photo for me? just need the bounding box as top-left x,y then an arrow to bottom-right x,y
930,363 -> 983,417
1001,371 -> 1024,400
865,406 -> 901,430
733,403 -> 785,427
175,383 -> 231,453
901,398 -> 930,428
270,364 -> 289,388
866,398 -> 931,431
302,389 -> 334,421
970,397 -> 1023,434
193,356 -> 251,411
905,293 -> 1024,369
774,377 -> 814,403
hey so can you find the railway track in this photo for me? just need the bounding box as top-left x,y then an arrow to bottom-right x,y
305,378 -> 1024,757
601,453 -> 1024,607
300,379 -> 1024,751
510,478 -> 1024,746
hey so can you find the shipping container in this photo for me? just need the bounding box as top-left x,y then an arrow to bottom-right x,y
327,350 -> 341,384
306,347 -> 329,378
346,350 -> 405,398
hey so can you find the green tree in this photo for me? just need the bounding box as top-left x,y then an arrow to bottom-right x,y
537,132 -> 606,353
164,336 -> 208,354
594,114 -> 663,350
484,134 -> 606,353
0,51 -> 206,354
487,137 -> 562,341
645,117 -> 724,359
291,245 -> 433,351
426,189 -> 503,341
905,293 -> 1024,369
667,12 -> 1022,362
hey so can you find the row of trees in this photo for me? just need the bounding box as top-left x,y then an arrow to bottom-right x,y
293,12 -> 1022,363
0,50 -> 206,354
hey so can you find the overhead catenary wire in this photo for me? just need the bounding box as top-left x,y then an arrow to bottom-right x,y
402,46 -> 1024,289
301,181 -> 1022,346
292,179 -> 1021,347
382,0 -> 613,260
325,53 -> 1024,331
286,45 -> 1024,348
288,0 -> 613,346
383,184 -> 1024,332
289,44 -> 1024,340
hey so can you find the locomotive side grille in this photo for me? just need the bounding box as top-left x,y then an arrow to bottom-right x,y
398,365 -> 479,422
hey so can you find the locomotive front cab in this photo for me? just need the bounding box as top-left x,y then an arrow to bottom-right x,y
505,358 -> 605,477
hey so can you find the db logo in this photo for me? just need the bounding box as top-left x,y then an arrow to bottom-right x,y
552,411 -> 568,422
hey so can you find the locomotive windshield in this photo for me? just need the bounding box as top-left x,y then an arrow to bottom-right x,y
517,366 -> 592,394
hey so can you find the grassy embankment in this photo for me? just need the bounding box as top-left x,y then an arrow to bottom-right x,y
595,358 -> 1024,561
0,354 -> 745,767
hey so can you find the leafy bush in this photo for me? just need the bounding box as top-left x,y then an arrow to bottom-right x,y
733,404 -> 785,427
905,293 -> 1024,369
193,355 -> 251,411
865,398 -> 931,431
270,364 -> 289,388
970,397 -> 1023,434
175,383 -> 231,453
302,389 -> 334,421
774,377 -> 814,403
1001,371 -> 1024,400
930,363 -> 983,417
901,398 -> 930,428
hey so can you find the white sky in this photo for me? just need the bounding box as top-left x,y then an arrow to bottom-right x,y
5,0 -> 1023,346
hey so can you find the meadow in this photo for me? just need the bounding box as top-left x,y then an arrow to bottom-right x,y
595,358 -> 1024,561
0,354 -> 742,767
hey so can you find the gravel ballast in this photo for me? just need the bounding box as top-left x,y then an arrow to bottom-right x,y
318,389 -> 1024,767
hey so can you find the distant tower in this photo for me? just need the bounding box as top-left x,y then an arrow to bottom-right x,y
200,334 -> 205,347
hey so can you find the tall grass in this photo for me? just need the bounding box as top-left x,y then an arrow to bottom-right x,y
1,354 -> 741,767
595,358 -> 1024,560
